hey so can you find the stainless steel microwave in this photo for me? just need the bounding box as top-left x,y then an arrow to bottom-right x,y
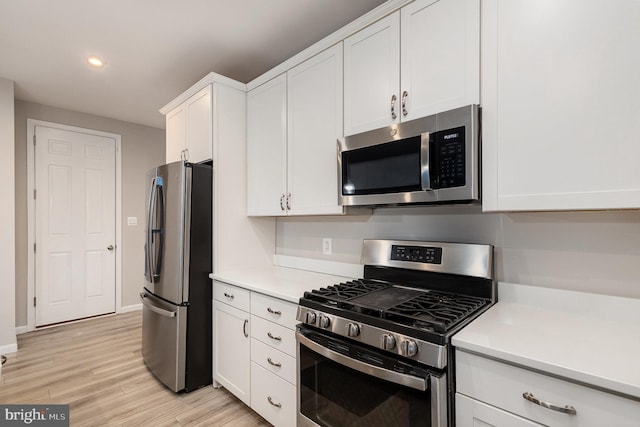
338,105 -> 480,207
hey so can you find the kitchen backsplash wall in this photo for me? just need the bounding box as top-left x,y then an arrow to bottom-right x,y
276,206 -> 640,299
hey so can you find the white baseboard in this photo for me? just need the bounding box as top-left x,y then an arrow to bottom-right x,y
120,303 -> 142,313
0,343 -> 18,355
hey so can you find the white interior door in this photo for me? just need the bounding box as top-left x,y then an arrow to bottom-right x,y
34,125 -> 116,326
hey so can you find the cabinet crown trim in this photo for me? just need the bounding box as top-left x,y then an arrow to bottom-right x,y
160,72 -> 247,114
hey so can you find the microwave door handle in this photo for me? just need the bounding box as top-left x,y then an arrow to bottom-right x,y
421,132 -> 432,191
297,332 -> 427,391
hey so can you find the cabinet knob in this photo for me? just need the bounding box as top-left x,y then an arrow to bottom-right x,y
267,396 -> 282,408
401,90 -> 408,117
522,392 -> 577,415
390,94 -> 398,120
267,307 -> 282,316
267,331 -> 282,341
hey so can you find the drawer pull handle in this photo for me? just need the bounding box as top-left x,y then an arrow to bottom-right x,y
267,396 -> 282,408
267,357 -> 282,367
223,292 -> 234,299
267,332 -> 282,341
243,319 -> 249,338
522,392 -> 577,415
267,307 -> 281,316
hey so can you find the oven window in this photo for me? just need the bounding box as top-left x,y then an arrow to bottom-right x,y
342,137 -> 422,195
299,343 -> 432,426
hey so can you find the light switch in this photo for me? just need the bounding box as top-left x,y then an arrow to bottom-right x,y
127,216 -> 137,226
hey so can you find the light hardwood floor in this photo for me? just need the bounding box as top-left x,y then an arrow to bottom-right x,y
0,311 -> 271,426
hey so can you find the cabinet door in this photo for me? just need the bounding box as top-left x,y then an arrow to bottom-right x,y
400,0 -> 479,121
185,85 -> 212,163
482,0 -> 640,211
213,301 -> 250,405
247,74 -> 287,216
165,104 -> 186,163
344,12 -> 400,135
287,43 -> 344,215
456,394 -> 543,427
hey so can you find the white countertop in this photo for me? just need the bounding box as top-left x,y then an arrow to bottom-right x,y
452,282 -> 640,399
210,266 -> 354,303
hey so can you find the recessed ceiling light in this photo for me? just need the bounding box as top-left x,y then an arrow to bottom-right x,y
87,56 -> 105,68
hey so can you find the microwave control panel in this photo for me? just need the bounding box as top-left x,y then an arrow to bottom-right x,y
431,126 -> 466,189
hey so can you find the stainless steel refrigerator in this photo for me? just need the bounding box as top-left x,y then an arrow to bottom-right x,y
141,160 -> 212,392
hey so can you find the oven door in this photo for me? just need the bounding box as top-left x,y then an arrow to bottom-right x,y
297,326 -> 447,427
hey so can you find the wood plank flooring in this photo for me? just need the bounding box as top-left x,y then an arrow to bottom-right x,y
0,311 -> 271,426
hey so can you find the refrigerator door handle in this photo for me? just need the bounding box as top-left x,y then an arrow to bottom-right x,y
145,177 -> 157,284
140,292 -> 176,318
151,182 -> 165,280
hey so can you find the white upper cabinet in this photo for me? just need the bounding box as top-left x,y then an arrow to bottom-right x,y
165,85 -> 212,163
165,103 -> 186,163
344,0 -> 480,136
481,0 -> 640,211
247,44 -> 344,216
344,13 -> 400,135
247,73 -> 288,216
400,0 -> 480,122
184,85 -> 213,163
287,43 -> 344,215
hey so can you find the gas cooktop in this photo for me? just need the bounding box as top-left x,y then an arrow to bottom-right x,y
297,239 -> 495,367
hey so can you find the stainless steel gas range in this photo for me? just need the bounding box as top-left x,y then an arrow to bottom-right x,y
295,239 -> 495,427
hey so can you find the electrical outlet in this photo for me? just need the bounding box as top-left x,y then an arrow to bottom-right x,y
322,238 -> 332,255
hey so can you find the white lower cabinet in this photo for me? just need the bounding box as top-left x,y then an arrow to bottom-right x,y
213,280 -> 299,424
213,298 -> 250,406
251,362 -> 297,427
456,350 -> 640,427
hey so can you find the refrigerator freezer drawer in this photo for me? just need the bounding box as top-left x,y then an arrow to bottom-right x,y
141,291 -> 187,392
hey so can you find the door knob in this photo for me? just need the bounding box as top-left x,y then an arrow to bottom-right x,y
107,245 -> 114,251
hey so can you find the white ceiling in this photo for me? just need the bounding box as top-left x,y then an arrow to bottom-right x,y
0,0 -> 387,129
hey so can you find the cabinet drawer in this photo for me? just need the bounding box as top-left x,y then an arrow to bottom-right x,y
456,351 -> 640,427
456,393 -> 543,427
251,362 -> 296,427
251,315 -> 296,357
251,338 -> 296,385
251,292 -> 299,329
213,281 -> 250,312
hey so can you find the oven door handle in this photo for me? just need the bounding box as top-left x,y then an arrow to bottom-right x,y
297,332 -> 428,391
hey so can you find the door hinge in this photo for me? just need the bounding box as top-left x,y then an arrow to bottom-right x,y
33,134 -> 36,146
33,297 -> 36,307
33,243 -> 36,253
33,189 -> 36,199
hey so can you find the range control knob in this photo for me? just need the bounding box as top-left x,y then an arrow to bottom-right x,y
318,315 -> 331,329
345,323 -> 360,338
305,311 -> 317,325
400,339 -> 419,357
380,334 -> 396,350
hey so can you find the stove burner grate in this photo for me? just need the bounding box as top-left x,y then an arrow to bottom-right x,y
385,291 -> 489,333
305,279 -> 389,302
303,279 -> 490,334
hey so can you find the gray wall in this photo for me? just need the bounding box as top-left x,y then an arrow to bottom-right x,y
1,78 -> 16,351
14,100 -> 165,327
276,206 -> 640,299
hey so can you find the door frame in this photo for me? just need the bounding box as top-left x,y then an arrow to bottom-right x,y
26,119 -> 122,331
